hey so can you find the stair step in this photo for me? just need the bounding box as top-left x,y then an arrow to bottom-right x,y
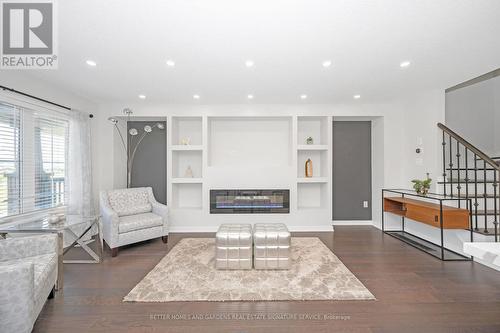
475,156 -> 500,160
456,194 -> 498,199
446,168 -> 498,171
468,228 -> 499,236
438,179 -> 497,184
475,210 -> 498,216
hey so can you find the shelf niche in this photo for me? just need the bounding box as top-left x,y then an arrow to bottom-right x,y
297,150 -> 327,178
297,116 -> 328,146
171,117 -> 202,145
172,150 -> 202,178
297,183 -> 327,209
172,183 -> 202,209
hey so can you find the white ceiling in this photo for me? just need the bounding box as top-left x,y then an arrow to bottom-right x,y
21,0 -> 500,104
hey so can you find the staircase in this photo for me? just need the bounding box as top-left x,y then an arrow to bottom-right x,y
438,123 -> 499,242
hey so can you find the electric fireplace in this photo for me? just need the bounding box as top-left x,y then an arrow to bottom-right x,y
210,189 -> 290,214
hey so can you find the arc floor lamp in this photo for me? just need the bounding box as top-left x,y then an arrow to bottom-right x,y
108,108 -> 165,188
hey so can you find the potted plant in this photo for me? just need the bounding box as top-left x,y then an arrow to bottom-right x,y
411,173 -> 432,196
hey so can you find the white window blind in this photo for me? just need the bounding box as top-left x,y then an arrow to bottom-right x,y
0,100 -> 69,218
0,102 -> 21,217
34,114 -> 68,210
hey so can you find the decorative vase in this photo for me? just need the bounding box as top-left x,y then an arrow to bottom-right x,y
180,137 -> 191,145
184,165 -> 194,178
306,136 -> 314,145
305,158 -> 313,177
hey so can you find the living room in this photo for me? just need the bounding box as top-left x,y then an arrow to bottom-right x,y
1,1 -> 500,332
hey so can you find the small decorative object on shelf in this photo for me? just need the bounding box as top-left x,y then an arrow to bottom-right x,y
180,137 -> 191,145
305,158 -> 313,177
306,136 -> 314,145
411,172 -> 432,195
184,165 -> 194,178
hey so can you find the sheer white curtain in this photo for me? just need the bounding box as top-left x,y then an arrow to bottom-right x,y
64,110 -> 95,246
66,109 -> 94,217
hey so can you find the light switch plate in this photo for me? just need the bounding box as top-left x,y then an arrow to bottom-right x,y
363,201 -> 369,208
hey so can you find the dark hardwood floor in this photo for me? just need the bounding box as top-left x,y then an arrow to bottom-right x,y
34,226 -> 500,333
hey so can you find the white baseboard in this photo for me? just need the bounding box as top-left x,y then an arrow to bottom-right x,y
168,225 -> 334,233
332,220 -> 373,226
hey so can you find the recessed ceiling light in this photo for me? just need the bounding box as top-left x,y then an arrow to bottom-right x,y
166,59 -> 175,67
247,94 -> 254,99
245,60 -> 254,68
322,60 -> 332,68
400,61 -> 411,68
353,94 -> 361,99
300,94 -> 308,100
138,94 -> 146,99
86,60 -> 97,67
193,94 -> 200,100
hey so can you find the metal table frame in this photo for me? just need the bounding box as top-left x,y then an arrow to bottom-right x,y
382,189 -> 473,261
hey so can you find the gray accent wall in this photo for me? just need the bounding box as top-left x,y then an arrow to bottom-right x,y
127,121 -> 167,204
332,121 -> 372,220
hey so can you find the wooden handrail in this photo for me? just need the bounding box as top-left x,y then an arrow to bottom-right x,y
437,123 -> 500,172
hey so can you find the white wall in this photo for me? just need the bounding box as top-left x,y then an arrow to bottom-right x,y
495,77 -> 500,156
445,75 -> 500,156
96,89 -> 445,230
0,73 -> 446,231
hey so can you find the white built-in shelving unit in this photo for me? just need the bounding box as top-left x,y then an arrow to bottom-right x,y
167,115 -> 332,232
168,116 -> 204,210
296,116 -> 331,211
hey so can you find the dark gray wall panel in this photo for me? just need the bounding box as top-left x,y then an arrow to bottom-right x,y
333,121 -> 371,220
128,121 -> 167,204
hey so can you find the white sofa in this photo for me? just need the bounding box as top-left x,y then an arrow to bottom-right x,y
100,187 -> 169,257
0,234 -> 58,333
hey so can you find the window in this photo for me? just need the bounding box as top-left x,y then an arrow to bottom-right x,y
0,101 -> 69,218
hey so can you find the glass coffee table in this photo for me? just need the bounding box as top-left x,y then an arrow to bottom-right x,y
0,215 -> 102,290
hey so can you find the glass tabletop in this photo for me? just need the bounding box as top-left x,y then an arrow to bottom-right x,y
0,215 -> 98,233
383,189 -> 471,201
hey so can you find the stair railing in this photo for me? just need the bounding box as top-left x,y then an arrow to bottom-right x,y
438,123 -> 499,242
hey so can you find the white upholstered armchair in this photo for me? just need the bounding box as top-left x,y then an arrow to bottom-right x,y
100,187 -> 168,257
0,234 -> 58,333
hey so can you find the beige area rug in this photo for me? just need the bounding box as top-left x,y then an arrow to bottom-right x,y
124,237 -> 375,302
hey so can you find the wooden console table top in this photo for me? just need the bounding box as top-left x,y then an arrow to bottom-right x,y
383,196 -> 470,229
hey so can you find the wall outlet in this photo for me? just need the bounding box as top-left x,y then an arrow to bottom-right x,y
363,201 -> 369,208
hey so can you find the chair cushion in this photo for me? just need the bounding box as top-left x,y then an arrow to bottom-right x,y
107,188 -> 152,217
119,213 -> 163,234
3,253 -> 57,300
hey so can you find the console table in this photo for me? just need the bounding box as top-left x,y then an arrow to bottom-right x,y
382,189 -> 473,261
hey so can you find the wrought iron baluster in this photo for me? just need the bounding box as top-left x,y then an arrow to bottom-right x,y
483,160 -> 489,233
442,131 -> 447,196
474,154 -> 479,230
449,135 -> 453,197
465,148 -> 469,214
457,143 -> 461,208
494,170 -> 498,242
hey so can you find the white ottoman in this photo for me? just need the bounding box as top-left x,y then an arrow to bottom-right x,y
253,223 -> 291,269
215,224 -> 253,270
